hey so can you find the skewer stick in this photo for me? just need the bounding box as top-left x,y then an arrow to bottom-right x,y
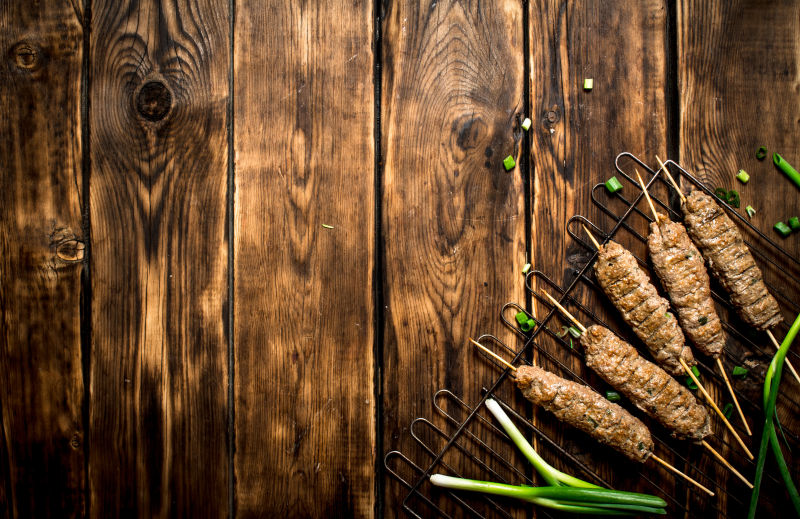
655,155 -> 686,204
767,330 -> 800,386
650,454 -> 715,496
716,357 -> 752,436
635,171 -> 661,223
470,338 -> 517,372
542,291 -> 587,333
680,358 -> 754,459
581,224 -> 602,250
701,440 -> 753,489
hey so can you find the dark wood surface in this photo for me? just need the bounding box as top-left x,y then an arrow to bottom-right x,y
2,1 -> 800,517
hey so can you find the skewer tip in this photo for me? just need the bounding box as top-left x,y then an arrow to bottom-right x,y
469,338 -> 517,372
650,453 -> 715,496
541,291 -> 587,333
581,223 -> 602,250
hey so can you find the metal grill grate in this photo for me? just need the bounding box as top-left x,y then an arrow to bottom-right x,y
385,152 -> 800,518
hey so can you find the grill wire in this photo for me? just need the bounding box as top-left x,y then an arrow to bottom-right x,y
385,152 -> 800,518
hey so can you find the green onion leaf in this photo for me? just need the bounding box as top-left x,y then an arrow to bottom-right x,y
605,176 -> 623,194
756,146 -> 768,160
521,319 -> 536,333
322,224 -> 334,229
789,216 -> 800,231
691,365 -> 701,378
737,170 -> 750,184
714,187 -> 728,200
773,153 -> 800,190
521,117 -> 532,131
503,155 -> 516,171
686,366 -> 701,390
732,366 -> 748,378
556,326 -> 570,338
746,205 -> 756,218
522,262 -> 532,274
515,311 -> 529,326
727,189 -> 740,208
723,403 -> 733,420
569,338 -> 573,349
583,78 -> 593,91
605,390 -> 621,403
568,326 -> 582,339
775,221 -> 792,238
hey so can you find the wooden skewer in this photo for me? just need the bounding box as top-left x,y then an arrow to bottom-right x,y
542,291 -> 587,333
701,440 -> 753,489
680,358 -> 754,459
655,155 -> 686,204
716,357 -> 752,436
650,454 -> 715,496
767,330 -> 800,386
635,170 -> 661,223
470,338 -> 516,372
581,224 -> 602,250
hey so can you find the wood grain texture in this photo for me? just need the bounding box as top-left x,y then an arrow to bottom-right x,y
232,2 -> 375,517
0,2 -> 86,517
89,1 -> 229,516
381,1 -> 526,515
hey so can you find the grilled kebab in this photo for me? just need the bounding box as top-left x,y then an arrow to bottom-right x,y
514,364 -> 654,462
594,240 -> 696,376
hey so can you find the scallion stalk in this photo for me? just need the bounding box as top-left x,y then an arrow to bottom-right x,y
774,153 -> 800,189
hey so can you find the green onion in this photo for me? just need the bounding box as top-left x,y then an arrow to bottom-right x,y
322,224 -> 334,229
503,155 -> 516,171
723,402 -> 733,420
714,187 -> 728,200
569,338 -> 573,349
515,311 -> 529,326
756,146 -> 768,160
775,221 -> 792,238
583,78 -> 593,91
520,319 -> 536,333
727,189 -> 740,208
749,313 -> 800,518
522,262 -> 531,274
732,366 -> 748,378
746,205 -> 756,218
605,176 -> 623,194
686,365 -> 701,390
568,326 -> 582,339
521,117 -> 532,131
556,326 -> 570,338
774,153 -> 800,190
737,170 -> 750,184
605,390 -> 621,403
790,217 -> 800,231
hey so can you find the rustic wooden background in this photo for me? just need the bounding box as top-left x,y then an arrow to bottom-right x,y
2,0 -> 800,517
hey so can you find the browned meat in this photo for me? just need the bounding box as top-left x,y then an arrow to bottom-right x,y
648,214 -> 726,357
581,325 -> 713,441
683,190 -> 783,330
514,364 -> 654,462
594,240 -> 696,376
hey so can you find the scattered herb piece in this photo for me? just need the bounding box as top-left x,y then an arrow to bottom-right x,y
515,311 -> 529,326
698,316 -> 708,325
322,224 -> 334,229
774,153 -> 800,190
521,117 -> 532,131
732,366 -> 749,378
556,326 -> 570,338
503,155 -> 516,171
727,189 -> 741,208
583,78 -> 593,91
605,390 -> 621,403
737,170 -> 750,184
775,221 -> 792,238
790,217 -> 800,231
686,365 -> 701,390
746,205 -> 756,218
569,338 -> 573,349
756,146 -> 768,160
522,263 -> 531,274
714,187 -> 729,200
521,319 -> 536,333
723,403 -> 734,420
605,176 -> 623,194
567,326 -> 582,339
692,365 -> 701,378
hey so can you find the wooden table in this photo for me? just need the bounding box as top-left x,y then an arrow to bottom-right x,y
3,1 -> 800,517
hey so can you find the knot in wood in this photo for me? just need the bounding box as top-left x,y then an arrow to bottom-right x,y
10,41 -> 42,71
135,80 -> 172,122
56,240 -> 85,262
546,110 -> 559,123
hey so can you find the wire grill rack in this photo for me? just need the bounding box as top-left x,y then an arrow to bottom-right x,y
384,152 -> 800,518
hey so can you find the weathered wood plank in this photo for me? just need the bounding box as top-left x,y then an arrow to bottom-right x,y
232,3 -> 375,517
0,2 -> 86,517
381,1 -> 526,516
88,1 -> 230,516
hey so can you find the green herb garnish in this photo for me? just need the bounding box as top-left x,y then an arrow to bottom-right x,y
790,217 -> 800,231
723,403 -> 733,420
775,221 -> 792,238
503,155 -> 516,171
773,153 -> 800,190
756,146 -> 767,160
583,78 -> 593,91
521,117 -> 532,131
605,176 -> 623,194
746,205 -> 756,218
737,170 -> 750,184
732,366 -> 748,378
605,391 -> 621,403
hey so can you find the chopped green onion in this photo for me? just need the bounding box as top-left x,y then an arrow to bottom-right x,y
727,189 -> 740,208
569,338 -> 573,349
732,366 -> 748,378
790,216 -> 800,231
714,187 -> 728,200
568,326 -> 582,339
605,176 -> 623,194
723,402 -> 734,420
556,326 -> 570,338
686,365 -> 701,390
522,262 -> 531,274
583,78 -> 593,91
756,146 -> 768,160
322,224 -> 334,229
515,311 -> 529,326
775,221 -> 792,238
736,170 -> 750,184
774,153 -> 800,190
521,117 -> 532,131
521,319 -> 536,333
698,316 -> 708,325
605,390 -> 621,403
503,155 -> 516,171
746,205 -> 756,218
692,365 -> 701,378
